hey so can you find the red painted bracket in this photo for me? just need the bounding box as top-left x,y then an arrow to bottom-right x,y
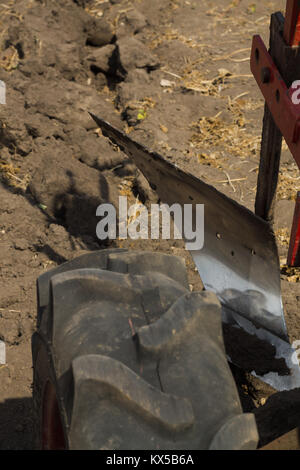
287,192 -> 300,266
284,0 -> 300,46
250,34 -> 300,170
251,33 -> 300,266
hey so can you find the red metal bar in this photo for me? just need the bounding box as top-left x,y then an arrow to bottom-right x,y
250,35 -> 300,170
252,2 -> 300,267
284,0 -> 300,46
287,192 -> 300,267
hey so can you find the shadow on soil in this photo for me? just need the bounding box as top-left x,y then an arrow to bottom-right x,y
0,397 -> 35,450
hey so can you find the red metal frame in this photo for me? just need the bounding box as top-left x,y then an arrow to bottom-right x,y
283,0 -> 300,46
251,0 -> 300,267
250,35 -> 300,170
42,380 -> 66,450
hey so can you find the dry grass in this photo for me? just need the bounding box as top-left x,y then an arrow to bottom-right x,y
213,47 -> 251,63
0,161 -> 27,190
277,166 -> 300,201
189,105 -> 299,200
145,0 -> 271,55
0,1 -> 23,22
118,179 -> 135,199
189,97 -> 261,168
0,45 -> 19,71
149,28 -> 199,50
280,265 -> 300,283
182,68 -> 231,96
181,64 -> 253,95
84,0 -> 109,17
124,97 -> 156,111
276,229 -> 299,283
118,179 -> 146,226
275,227 -> 290,247
0,0 -> 25,48
0,1 -> 27,71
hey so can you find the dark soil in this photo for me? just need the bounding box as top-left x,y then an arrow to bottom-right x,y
0,0 -> 298,449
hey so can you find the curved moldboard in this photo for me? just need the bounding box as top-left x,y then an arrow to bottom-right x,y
90,113 -> 288,343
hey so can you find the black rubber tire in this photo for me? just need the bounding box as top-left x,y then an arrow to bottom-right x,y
32,249 -> 258,450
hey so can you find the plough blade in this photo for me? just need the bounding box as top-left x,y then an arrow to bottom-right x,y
90,113 -> 300,391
